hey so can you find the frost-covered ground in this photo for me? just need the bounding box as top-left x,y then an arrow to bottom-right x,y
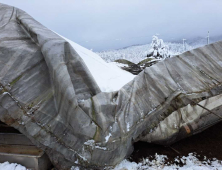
113,153 -> 222,170
97,42 -> 197,63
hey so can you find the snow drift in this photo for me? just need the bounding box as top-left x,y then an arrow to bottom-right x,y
0,3 -> 222,170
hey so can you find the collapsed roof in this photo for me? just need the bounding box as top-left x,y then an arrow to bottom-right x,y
0,3 -> 222,170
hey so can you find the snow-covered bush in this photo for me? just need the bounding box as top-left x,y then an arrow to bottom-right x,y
147,35 -> 170,59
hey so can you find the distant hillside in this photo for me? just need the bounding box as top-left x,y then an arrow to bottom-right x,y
97,35 -> 222,63
187,35 -> 222,47
97,42 -> 192,63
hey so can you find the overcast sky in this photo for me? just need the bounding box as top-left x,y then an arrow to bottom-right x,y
1,0 -> 222,51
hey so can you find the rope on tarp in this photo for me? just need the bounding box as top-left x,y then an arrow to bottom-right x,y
187,98 -> 222,119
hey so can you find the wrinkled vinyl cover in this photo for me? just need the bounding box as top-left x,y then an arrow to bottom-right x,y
0,3 -> 222,170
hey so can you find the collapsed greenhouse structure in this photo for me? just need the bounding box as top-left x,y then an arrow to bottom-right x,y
0,3 -> 222,170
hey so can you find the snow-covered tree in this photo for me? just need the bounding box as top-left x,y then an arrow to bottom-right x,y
147,36 -> 170,59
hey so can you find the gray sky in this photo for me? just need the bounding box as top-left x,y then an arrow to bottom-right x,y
1,0 -> 222,51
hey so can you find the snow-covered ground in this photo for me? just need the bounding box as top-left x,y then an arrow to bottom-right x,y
0,162 -> 26,170
113,153 -> 222,170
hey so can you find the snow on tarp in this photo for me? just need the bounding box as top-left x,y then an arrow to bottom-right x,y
57,33 -> 135,92
0,3 -> 222,170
